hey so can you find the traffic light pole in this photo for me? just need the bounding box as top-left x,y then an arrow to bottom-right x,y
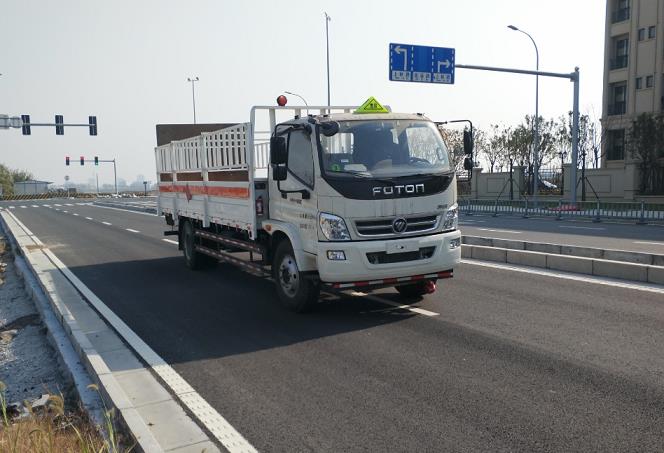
73,158 -> 117,195
455,64 -> 580,204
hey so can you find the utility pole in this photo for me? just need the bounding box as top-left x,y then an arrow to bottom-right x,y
324,12 -> 332,106
187,77 -> 199,124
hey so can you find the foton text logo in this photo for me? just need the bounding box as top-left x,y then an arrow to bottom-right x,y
372,184 -> 425,197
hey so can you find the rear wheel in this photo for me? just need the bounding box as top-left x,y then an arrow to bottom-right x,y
396,280 -> 436,298
273,240 -> 319,312
182,220 -> 206,270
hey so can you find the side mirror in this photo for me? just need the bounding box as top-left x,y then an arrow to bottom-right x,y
320,121 -> 339,137
270,136 -> 288,165
463,129 -> 473,155
272,165 -> 287,181
463,157 -> 474,171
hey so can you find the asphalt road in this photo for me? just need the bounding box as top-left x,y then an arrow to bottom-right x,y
3,200 -> 664,452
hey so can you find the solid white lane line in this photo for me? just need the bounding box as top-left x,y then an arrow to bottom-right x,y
477,228 -> 522,234
559,225 -> 605,231
102,221 -> 112,226
162,239 -> 179,245
85,217 -> 93,220
24,241 -> 256,452
125,228 -> 140,233
462,259 -> 664,295
634,241 -> 664,246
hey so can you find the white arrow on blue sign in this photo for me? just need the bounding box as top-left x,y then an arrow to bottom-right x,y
389,43 -> 455,84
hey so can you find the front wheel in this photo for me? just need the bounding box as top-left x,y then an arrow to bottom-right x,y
273,241 -> 319,312
396,280 -> 436,298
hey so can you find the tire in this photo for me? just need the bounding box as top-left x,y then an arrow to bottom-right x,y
396,280 -> 435,298
273,240 -> 320,312
182,220 -> 204,270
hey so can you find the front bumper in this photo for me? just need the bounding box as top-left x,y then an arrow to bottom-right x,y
317,230 -> 461,283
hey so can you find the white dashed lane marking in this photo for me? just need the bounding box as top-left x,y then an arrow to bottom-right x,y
20,206 -> 27,209
72,213 -> 79,216
31,205 -> 39,208
102,221 -> 112,226
559,225 -> 606,231
162,239 -> 179,245
125,228 -> 140,233
85,217 -> 93,220
477,228 -> 522,234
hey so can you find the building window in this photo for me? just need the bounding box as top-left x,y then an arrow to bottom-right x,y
636,77 -> 643,89
649,26 -> 656,39
638,28 -> 646,40
607,129 -> 625,160
609,82 -> 627,115
646,75 -> 654,88
611,36 -> 629,69
612,0 -> 630,22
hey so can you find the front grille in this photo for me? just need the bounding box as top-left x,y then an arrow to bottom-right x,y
355,214 -> 439,237
366,246 -> 436,264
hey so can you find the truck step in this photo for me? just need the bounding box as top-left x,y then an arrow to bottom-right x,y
195,230 -> 264,255
195,245 -> 269,278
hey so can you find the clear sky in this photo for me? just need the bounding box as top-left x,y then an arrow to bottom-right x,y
0,0 -> 605,187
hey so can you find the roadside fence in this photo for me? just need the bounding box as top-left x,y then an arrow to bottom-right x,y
460,198 -> 664,224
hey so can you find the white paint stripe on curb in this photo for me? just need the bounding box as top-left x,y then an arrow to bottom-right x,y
461,258 -> 664,295
3,211 -> 256,453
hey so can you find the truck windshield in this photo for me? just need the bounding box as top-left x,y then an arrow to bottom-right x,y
319,120 -> 451,178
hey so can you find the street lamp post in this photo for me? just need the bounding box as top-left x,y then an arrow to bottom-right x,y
187,76 -> 199,124
508,25 -> 539,204
324,12 -> 332,106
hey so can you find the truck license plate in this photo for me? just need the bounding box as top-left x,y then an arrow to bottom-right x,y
385,241 -> 418,254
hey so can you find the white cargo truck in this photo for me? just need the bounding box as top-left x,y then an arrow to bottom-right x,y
155,98 -> 465,311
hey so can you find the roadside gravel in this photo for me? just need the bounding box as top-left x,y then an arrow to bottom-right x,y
0,234 -> 69,404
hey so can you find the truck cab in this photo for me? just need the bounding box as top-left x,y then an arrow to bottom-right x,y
264,111 -> 461,309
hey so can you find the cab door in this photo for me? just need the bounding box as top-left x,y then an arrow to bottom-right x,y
269,128 -> 318,253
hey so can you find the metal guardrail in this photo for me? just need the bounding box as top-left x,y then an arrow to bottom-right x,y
460,199 -> 664,224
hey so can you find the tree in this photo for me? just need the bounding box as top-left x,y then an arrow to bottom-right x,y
0,164 -> 13,197
627,113 -> 664,194
10,169 -> 33,183
438,127 -> 465,174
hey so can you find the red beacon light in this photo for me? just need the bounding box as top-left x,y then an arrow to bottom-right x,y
276,95 -> 288,106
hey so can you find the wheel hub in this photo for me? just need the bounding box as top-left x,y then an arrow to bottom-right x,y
279,255 -> 299,297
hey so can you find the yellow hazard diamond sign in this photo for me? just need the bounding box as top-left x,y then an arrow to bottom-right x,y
354,96 -> 389,114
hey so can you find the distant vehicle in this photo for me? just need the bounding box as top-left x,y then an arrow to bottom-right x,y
155,98 -> 464,311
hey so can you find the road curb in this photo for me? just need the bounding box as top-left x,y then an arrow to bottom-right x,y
0,209 -> 222,453
462,243 -> 664,285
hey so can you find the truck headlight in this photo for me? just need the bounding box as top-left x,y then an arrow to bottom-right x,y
319,212 -> 351,241
442,203 -> 458,231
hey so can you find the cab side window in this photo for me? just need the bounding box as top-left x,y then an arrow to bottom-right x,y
287,130 -> 314,187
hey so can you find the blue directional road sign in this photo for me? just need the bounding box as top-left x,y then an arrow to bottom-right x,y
389,43 -> 455,84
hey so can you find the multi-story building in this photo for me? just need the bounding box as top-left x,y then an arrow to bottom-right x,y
602,0 -> 663,167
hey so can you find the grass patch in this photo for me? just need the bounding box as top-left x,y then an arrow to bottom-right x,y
0,382 -> 131,453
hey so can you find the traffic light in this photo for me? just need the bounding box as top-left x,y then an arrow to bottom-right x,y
55,115 -> 64,135
89,116 -> 97,136
65,156 -> 70,166
80,156 -> 85,166
21,115 -> 31,135
94,156 -> 98,166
